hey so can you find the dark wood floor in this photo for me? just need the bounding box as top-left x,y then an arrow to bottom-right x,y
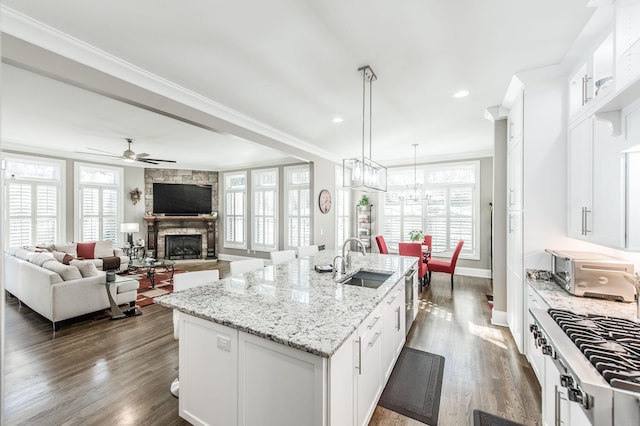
3,261 -> 541,425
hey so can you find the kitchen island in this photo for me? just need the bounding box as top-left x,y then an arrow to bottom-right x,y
155,251 -> 417,426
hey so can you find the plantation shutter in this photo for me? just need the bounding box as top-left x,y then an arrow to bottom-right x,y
7,183 -> 33,247
252,169 -> 278,252
224,172 -> 247,249
284,165 -> 310,249
335,166 -> 350,248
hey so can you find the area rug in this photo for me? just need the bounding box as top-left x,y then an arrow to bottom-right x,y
473,410 -> 525,426
121,268 -> 184,307
378,347 -> 445,425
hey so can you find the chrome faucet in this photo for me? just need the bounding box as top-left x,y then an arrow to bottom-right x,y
342,237 -> 366,269
332,255 -> 346,278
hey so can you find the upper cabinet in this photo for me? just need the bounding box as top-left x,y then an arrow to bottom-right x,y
566,0 -> 640,250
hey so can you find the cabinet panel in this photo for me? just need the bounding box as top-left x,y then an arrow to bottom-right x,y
616,0 -> 640,86
568,118 -> 593,238
507,136 -> 523,211
238,332 -> 325,426
179,315 -> 238,426
383,283 -> 405,382
506,211 -> 523,353
356,306 -> 383,426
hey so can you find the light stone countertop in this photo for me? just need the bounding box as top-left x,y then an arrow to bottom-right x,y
155,251 -> 417,358
527,278 -> 639,321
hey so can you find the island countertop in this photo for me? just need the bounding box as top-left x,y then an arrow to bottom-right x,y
155,251 -> 417,358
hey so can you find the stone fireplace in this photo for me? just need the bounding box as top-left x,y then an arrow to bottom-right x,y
165,234 -> 202,260
145,216 -> 217,260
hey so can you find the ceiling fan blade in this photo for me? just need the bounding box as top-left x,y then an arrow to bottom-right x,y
76,151 -> 124,159
136,158 -> 159,165
143,158 -> 177,163
86,147 -> 120,155
136,153 -> 150,158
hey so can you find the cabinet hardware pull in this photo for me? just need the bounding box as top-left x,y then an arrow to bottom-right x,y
367,315 -> 381,329
368,331 -> 381,348
356,336 -> 362,375
396,306 -> 401,331
581,206 -> 586,236
555,386 -> 561,426
584,208 -> 591,234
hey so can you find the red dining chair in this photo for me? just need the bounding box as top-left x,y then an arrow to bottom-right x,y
427,240 -> 464,290
375,235 -> 389,254
422,234 -> 433,262
398,242 -> 428,286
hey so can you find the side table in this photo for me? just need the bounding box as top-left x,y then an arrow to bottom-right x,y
99,275 -> 142,319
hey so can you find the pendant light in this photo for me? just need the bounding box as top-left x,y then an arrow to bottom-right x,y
401,144 -> 428,201
343,65 -> 387,192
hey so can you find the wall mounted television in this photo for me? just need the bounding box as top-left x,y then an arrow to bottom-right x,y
153,183 -> 212,216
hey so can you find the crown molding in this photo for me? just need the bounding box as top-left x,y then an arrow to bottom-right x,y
0,5 -> 341,164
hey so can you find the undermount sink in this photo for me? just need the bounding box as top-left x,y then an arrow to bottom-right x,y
338,270 -> 393,289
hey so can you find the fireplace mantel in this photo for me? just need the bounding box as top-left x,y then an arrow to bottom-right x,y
144,215 -> 217,259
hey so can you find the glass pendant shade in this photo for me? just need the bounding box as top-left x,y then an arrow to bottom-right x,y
342,65 -> 387,192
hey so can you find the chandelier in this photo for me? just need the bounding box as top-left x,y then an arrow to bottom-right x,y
343,65 -> 387,192
400,144 -> 429,201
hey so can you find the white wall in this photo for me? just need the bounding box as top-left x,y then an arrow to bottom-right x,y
312,159 -> 337,250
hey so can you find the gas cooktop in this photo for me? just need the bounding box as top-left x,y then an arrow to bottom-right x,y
548,309 -> 640,393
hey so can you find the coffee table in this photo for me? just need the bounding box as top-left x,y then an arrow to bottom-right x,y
99,276 -> 142,319
129,259 -> 176,288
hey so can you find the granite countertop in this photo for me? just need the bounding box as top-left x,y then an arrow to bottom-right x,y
155,251 -> 417,358
527,278 -> 639,321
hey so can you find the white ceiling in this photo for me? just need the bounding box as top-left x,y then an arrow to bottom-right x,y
0,0 -> 595,170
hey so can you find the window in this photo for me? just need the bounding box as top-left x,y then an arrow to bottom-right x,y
251,169 -> 278,252
383,161 -> 479,259
284,165 -> 310,249
3,154 -> 65,247
75,163 -> 123,243
223,171 -> 247,249
335,165 -> 350,248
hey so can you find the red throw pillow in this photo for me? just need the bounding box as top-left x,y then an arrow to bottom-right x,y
76,242 -> 96,260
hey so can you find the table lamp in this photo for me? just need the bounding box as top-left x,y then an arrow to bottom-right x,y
120,222 -> 139,246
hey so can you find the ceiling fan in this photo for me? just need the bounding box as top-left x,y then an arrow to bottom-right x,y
78,138 -> 177,165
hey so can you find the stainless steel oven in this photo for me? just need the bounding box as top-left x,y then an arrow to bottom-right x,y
530,308 -> 640,425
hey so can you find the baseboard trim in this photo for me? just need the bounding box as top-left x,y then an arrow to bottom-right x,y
491,310 -> 508,327
456,267 -> 492,278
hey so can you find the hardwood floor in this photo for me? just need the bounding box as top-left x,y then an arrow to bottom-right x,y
3,262 -> 541,425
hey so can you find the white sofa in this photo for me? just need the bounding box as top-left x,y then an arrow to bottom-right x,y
4,246 -> 139,330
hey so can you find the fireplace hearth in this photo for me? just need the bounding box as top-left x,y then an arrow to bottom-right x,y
165,235 -> 202,260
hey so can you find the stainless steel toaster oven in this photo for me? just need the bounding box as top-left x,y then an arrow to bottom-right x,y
545,249 -> 635,302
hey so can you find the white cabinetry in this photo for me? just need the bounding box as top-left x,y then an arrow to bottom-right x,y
542,355 -> 591,426
179,315 -> 238,426
382,283 -> 405,382
178,279 -> 407,426
568,116 -> 625,247
616,0 -> 640,87
506,88 -> 524,354
355,304 -> 383,426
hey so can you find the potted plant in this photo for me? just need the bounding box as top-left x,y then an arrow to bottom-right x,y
409,229 -> 424,242
358,194 -> 370,209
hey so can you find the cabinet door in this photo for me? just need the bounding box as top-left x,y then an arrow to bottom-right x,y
507,136 -> 523,211
356,307 -> 383,426
383,283 -> 405,382
179,314 -> 238,426
591,118 -> 625,246
567,118 -> 593,238
506,211 -> 523,353
543,357 -> 570,426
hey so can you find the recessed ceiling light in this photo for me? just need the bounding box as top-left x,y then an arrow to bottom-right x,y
453,90 -> 469,98
332,116 -> 344,123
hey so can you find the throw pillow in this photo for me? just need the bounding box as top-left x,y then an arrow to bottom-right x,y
77,242 -> 96,260
70,260 -> 100,278
29,252 -> 55,267
43,261 -> 83,281
55,242 -> 78,258
94,240 -> 114,258
52,251 -> 74,265
14,248 -> 35,261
